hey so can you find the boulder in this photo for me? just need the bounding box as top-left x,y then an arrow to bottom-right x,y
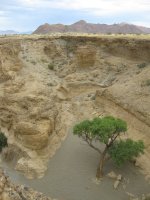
14,121 -> 50,150
113,180 -> 120,189
117,174 -> 122,181
107,171 -> 117,179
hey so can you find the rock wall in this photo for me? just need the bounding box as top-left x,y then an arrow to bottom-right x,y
0,39 -> 22,82
76,45 -> 96,67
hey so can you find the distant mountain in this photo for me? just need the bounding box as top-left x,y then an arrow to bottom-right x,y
0,30 -> 19,35
0,30 -> 32,35
21,31 -> 32,34
33,20 -> 150,34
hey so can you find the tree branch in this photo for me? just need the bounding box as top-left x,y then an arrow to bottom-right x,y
82,134 -> 102,154
107,132 -> 120,148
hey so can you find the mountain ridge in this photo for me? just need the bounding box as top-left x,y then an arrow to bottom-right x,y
33,20 -> 150,34
0,30 -> 19,35
0,30 -> 32,35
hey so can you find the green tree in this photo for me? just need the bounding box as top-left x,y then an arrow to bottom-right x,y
73,116 -> 145,179
0,132 -> 8,152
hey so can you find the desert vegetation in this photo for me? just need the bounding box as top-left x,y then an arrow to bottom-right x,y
142,79 -> 150,87
0,132 -> 7,152
48,63 -> 54,70
73,116 -> 145,178
137,62 -> 147,69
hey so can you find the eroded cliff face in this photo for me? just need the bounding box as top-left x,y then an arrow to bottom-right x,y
0,35 -> 150,179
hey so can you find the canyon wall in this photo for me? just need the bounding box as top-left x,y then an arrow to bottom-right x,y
0,35 -> 150,179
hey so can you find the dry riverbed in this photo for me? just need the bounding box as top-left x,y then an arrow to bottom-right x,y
1,131 -> 150,200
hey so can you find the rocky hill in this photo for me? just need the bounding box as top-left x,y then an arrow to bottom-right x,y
33,20 -> 150,34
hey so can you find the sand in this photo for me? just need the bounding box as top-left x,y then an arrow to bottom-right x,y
2,130 -> 150,200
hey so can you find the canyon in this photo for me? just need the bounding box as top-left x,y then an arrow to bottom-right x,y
0,34 -> 150,199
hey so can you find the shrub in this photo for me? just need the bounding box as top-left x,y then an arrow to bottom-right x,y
41,59 -> 48,63
141,79 -> 150,87
31,60 -> 36,65
0,132 -> 8,152
145,79 -> 150,86
137,63 -> 147,69
48,63 -> 54,70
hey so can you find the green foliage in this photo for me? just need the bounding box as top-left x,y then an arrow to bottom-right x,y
73,116 -> 145,177
48,63 -> 54,70
73,116 -> 127,144
30,60 -> 36,65
41,58 -> 48,63
73,120 -> 92,137
108,139 -> 145,166
137,63 -> 147,69
0,132 -> 8,152
146,79 -> 150,86
141,79 -> 150,87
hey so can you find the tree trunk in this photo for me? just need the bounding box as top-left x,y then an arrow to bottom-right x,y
96,147 -> 107,179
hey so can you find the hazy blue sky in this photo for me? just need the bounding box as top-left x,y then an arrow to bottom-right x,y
0,0 -> 150,31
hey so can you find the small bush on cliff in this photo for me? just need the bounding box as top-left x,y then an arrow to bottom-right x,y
48,63 -> 54,70
41,58 -> 48,63
137,63 -> 147,69
141,79 -> 150,87
73,116 -> 145,179
0,132 -> 8,152
30,60 -> 36,65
